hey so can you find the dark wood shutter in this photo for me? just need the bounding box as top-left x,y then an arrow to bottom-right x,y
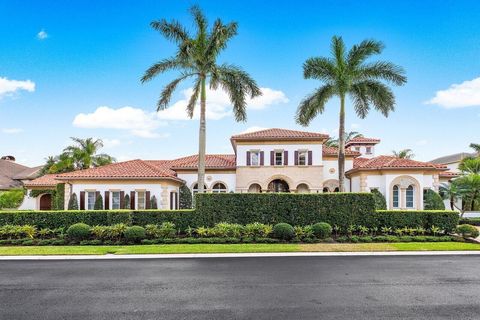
104,191 -> 109,210
120,191 -> 125,209
260,151 -> 264,165
145,191 -> 151,209
169,192 -> 173,210
246,151 -> 251,166
284,151 -> 288,165
308,150 -> 313,165
294,151 -> 299,165
130,191 -> 135,209
80,191 -> 85,210
270,151 -> 274,165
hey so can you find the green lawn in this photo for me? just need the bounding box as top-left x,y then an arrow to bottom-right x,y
0,242 -> 479,255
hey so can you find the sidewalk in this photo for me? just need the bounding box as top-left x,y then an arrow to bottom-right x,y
2,251 -> 480,260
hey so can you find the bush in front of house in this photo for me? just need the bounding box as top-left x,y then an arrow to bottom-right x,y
150,196 -> 158,209
312,222 -> 332,239
68,193 -> 79,210
124,226 -> 146,243
94,194 -> 104,210
0,189 -> 24,209
272,223 -> 295,241
66,223 -> 91,241
423,189 -> 446,210
371,189 -> 387,210
373,210 -> 458,233
456,224 -> 479,239
179,184 -> 193,209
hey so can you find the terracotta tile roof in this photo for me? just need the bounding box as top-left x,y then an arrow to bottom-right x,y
231,128 -> 329,141
23,174 -> 59,187
322,146 -> 361,157
168,154 -> 236,170
55,160 -> 180,181
439,171 -> 460,178
345,137 -> 381,146
349,155 -> 448,173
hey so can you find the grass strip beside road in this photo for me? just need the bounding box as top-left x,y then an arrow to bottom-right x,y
0,242 -> 479,255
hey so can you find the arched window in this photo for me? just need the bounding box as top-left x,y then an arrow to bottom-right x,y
212,182 -> 227,193
192,183 -> 208,194
393,185 -> 399,208
323,187 -> 329,193
248,183 -> 262,193
333,187 -> 340,193
296,183 -> 310,194
406,185 -> 414,208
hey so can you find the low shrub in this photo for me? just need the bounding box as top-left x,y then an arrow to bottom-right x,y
373,210 -> 458,233
124,226 -> 146,243
312,222 -> 332,239
244,222 -> 272,238
459,218 -> 480,226
456,224 -> 479,238
66,223 -> 91,241
272,223 -> 295,241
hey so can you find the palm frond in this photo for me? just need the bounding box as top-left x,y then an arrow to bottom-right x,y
157,73 -> 193,111
191,5 -> 208,35
295,84 -> 335,126
350,82 -> 370,118
359,80 -> 395,117
331,36 -> 346,69
347,39 -> 384,67
150,19 -> 189,44
356,61 -> 407,85
186,78 -> 202,118
141,58 -> 188,83
205,20 -> 238,60
303,57 -> 337,81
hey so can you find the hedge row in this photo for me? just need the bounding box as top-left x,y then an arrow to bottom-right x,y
0,194 -> 459,233
195,193 -> 376,228
373,210 -> 458,232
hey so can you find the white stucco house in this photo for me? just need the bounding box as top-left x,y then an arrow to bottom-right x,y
20,128 -> 452,211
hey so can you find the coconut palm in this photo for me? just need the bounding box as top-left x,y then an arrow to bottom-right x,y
459,157 -> 480,175
296,36 -> 406,191
325,131 -> 363,148
63,138 -> 115,170
392,149 -> 415,159
141,6 -> 261,193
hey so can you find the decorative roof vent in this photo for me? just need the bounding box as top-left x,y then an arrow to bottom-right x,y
1,155 -> 15,162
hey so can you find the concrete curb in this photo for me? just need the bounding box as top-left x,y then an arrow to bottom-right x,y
2,251 -> 480,260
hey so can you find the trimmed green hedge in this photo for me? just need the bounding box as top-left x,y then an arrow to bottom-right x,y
131,210 -> 197,231
194,193 -> 376,228
374,210 -> 459,232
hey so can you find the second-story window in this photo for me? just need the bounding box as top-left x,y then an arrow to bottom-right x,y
298,150 -> 307,165
366,146 -> 372,154
251,151 -> 260,166
355,146 -> 361,152
274,150 -> 283,166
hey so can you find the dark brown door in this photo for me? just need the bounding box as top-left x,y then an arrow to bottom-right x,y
39,194 -> 52,210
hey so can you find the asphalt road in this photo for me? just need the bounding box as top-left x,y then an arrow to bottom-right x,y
1,256 -> 480,320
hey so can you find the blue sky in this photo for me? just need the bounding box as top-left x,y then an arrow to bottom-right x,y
1,0 -> 480,166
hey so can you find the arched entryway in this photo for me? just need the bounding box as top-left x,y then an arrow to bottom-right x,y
267,179 -> 290,193
39,194 -> 52,211
248,183 -> 262,193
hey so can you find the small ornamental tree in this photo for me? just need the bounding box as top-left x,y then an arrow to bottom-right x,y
150,195 -> 158,209
371,189 -> 387,210
68,193 -> 79,210
94,194 -> 104,210
179,184 -> 193,209
424,189 -> 446,210
124,194 -> 130,209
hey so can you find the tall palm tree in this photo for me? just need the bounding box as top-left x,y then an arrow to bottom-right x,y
63,138 -> 115,170
470,143 -> 480,154
392,149 -> 415,159
141,6 -> 261,193
296,36 -> 406,191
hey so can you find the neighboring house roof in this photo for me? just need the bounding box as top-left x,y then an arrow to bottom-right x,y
0,160 -> 31,190
12,165 -> 43,180
23,174 -> 59,187
439,171 -> 460,178
55,159 -> 181,181
168,154 -> 236,170
231,128 -> 329,142
345,137 -> 381,146
347,156 -> 448,175
430,152 -> 477,165
322,146 -> 361,157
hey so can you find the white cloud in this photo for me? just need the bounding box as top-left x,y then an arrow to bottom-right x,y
73,106 -> 167,138
416,139 -> 428,146
157,87 -> 288,121
2,128 -> 23,134
102,138 -> 121,148
0,77 -> 35,98
241,126 -> 268,134
350,123 -> 361,129
37,29 -> 48,40
426,77 -> 480,108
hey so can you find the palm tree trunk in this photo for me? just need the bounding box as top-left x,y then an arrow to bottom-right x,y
338,95 -> 346,192
197,76 -> 207,194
